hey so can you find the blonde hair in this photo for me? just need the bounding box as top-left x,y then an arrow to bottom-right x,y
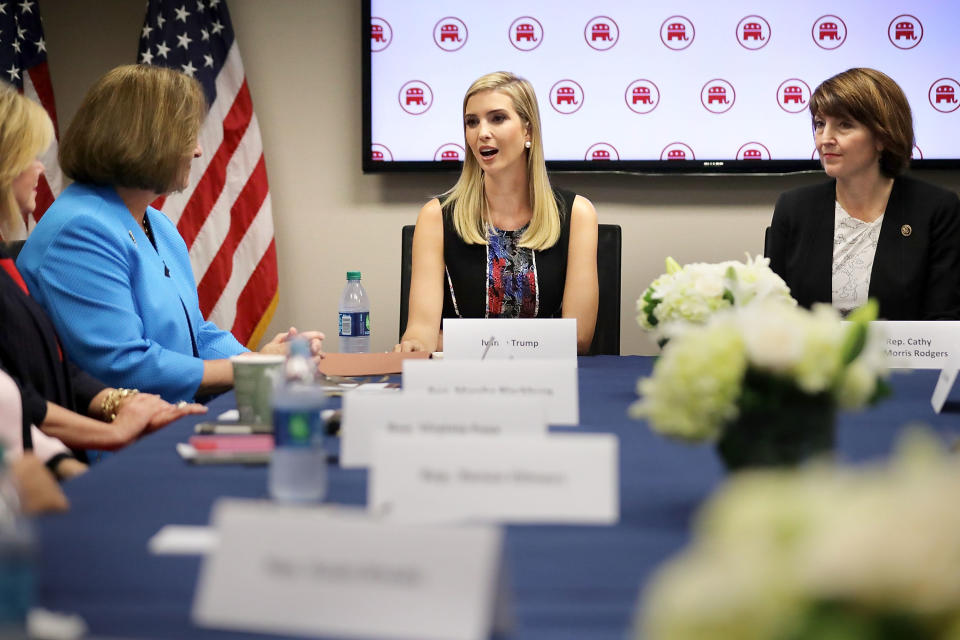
444,71 -> 560,250
60,64 -> 206,194
0,83 -> 53,238
810,68 -> 914,178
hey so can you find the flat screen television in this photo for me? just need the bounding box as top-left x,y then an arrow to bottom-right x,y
363,1 -> 960,174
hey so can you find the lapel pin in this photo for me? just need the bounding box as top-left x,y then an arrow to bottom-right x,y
128,230 -> 138,246
901,224 -> 912,237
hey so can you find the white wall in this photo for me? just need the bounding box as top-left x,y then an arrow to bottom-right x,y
43,1 -> 960,355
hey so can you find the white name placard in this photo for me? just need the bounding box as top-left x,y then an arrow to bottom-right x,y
369,434 -> 619,525
193,499 -> 507,640
877,321 -> 960,369
402,359 -> 579,425
340,392 -> 547,468
932,368 -> 959,414
443,318 -> 577,362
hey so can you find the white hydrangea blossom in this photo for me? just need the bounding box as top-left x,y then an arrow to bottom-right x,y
637,431 -> 960,639
632,301 -> 887,442
726,255 -> 796,309
638,255 -> 796,339
630,318 -> 747,440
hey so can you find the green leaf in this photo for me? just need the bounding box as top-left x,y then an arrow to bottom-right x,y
642,288 -> 661,327
847,298 -> 879,325
785,600 -> 934,640
840,299 -> 878,365
870,377 -> 893,405
840,323 -> 867,366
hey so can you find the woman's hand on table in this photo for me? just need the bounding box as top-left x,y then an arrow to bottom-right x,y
260,326 -> 325,358
144,399 -> 207,432
11,455 -> 69,514
112,393 -> 207,443
394,339 -> 427,353
53,457 -> 89,480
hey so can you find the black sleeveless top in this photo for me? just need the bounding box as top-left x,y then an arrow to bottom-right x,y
441,188 -> 575,321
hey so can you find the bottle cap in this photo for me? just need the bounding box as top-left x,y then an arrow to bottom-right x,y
346,271 -> 362,280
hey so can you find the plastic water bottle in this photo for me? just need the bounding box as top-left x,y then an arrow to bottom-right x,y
0,451 -> 34,638
339,271 -> 370,353
268,338 -> 328,503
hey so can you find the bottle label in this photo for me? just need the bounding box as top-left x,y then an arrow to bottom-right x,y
273,408 -> 323,448
339,311 -> 370,337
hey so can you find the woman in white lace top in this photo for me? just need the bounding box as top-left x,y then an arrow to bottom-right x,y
767,68 -> 960,320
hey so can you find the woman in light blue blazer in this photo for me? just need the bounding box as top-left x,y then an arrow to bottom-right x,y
18,65 -> 322,403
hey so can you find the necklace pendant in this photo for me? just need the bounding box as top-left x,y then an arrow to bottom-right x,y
128,230 -> 137,246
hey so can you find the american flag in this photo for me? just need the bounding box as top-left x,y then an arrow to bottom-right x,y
0,0 -> 62,238
138,0 -> 277,349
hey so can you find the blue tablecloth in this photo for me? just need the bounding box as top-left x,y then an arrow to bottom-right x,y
34,356 -> 960,639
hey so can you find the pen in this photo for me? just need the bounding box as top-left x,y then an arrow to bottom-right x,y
194,423 -> 261,435
481,335 -> 495,360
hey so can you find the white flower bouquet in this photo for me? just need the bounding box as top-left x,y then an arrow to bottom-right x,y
638,255 -> 795,340
637,430 -> 960,640
630,301 -> 889,466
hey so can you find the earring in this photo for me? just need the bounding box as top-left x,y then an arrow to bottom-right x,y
524,141 -> 531,149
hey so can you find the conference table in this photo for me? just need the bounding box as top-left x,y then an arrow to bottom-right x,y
34,356 -> 960,640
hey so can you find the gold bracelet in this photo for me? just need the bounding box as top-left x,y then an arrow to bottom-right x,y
100,388 -> 139,422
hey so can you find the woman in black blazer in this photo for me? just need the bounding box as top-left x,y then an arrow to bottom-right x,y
767,68 -> 960,320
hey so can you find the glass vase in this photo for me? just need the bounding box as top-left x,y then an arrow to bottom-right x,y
716,394 -> 835,471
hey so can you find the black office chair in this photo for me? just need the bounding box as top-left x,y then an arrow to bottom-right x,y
1,240 -> 25,259
399,223 -> 621,355
399,224 -> 416,341
591,224 -> 622,355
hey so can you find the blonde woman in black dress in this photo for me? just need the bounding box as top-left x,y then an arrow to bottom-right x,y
397,72 -> 599,354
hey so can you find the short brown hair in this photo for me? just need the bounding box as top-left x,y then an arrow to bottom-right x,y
810,68 -> 914,178
59,65 -> 206,194
0,82 -> 53,237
